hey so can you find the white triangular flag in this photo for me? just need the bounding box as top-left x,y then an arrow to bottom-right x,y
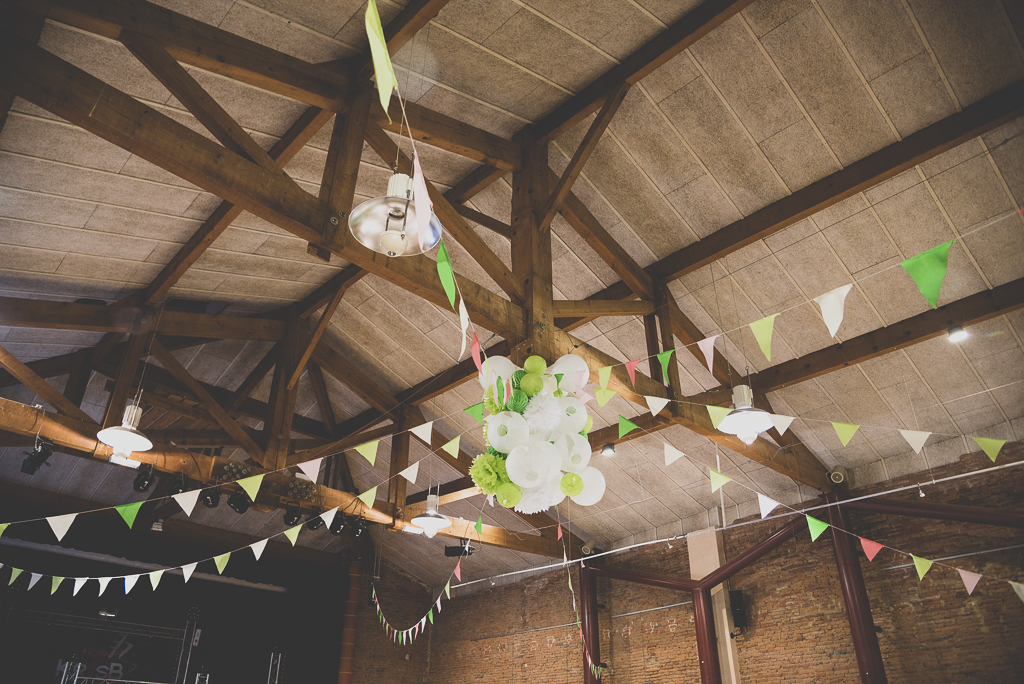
813,284 -> 853,338
97,577 -> 112,596
412,148 -> 434,265
182,563 -> 197,583
410,421 -> 434,444
899,430 -> 931,455
664,443 -> 686,467
399,460 -> 420,484
28,573 -> 43,590
770,414 -> 795,436
123,575 -> 140,594
420,616 -> 426,632
645,395 -> 670,417
173,490 -> 201,517
459,298 -> 470,360
47,513 -> 77,542
73,578 -> 88,596
297,458 -> 323,483
436,596 -> 442,612
758,493 -> 780,519
319,507 -> 339,530
696,335 -> 719,374
250,539 -> 268,562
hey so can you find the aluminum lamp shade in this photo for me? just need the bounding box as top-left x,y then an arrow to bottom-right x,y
97,404 -> 153,453
348,173 -> 442,257
410,494 -> 451,539
716,384 -> 773,445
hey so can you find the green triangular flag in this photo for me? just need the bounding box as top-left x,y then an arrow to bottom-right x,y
464,402 -> 485,425
901,240 -> 954,308
441,436 -> 460,458
475,515 -> 483,536
355,440 -> 379,466
436,238 -> 457,310
618,415 -> 640,439
51,576 -> 64,595
8,568 -> 22,585
656,349 -> 675,384
972,436 -> 1006,462
749,314 -> 779,361
149,570 -> 164,590
284,525 -> 302,547
806,516 -> 829,542
912,555 -> 933,580
444,580 -> 451,599
237,474 -> 264,502
598,366 -> 611,389
595,387 -> 616,407
428,608 -> 434,624
365,0 -> 397,122
709,469 -> 731,493
0,523 -> 8,538
115,501 -> 144,530
706,405 -> 732,430
495,377 -> 505,405
357,486 -> 378,508
214,552 -> 230,575
832,422 -> 860,447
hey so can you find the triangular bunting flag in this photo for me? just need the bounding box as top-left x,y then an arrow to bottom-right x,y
645,395 -> 670,417
28,573 -> 43,590
365,0 -> 398,122
8,568 -> 22,586
182,563 -> 197,583
899,430 -> 931,455
1011,581 -> 1024,606
595,388 -> 616,407
806,516 -> 829,542
958,569 -> 982,595
319,507 -> 338,530
97,577 -> 111,595
618,415 -> 640,439
115,502 -> 144,530
73,577 -> 88,596
624,359 -> 641,387
901,240 -> 954,308
173,490 -> 200,517
749,314 -> 780,361
399,461 -> 420,484
813,284 -> 853,338
458,298 -> 470,359
428,608 -> 434,624
355,440 -> 379,466
444,580 -> 451,599
357,486 -> 378,508
214,553 -> 231,575
707,405 -> 732,430
0,523 -> 7,538
250,539 -> 268,561
454,560 -> 462,582
123,574 -> 140,594
436,596 -> 442,612
972,436 -> 1006,462
464,402 -> 485,425
696,335 -> 719,375
297,458 -> 322,483
237,474 -> 264,501
832,422 -> 860,447
436,238 -> 457,310
758,493 -> 779,519
656,350 -> 675,384
47,513 -> 77,542
598,366 -> 612,389
284,525 -> 302,547
557,524 -> 563,540
149,570 -> 164,591
471,333 -> 483,377
410,421 -> 434,444
51,576 -> 64,595
770,414 -> 795,436
912,555 -> 933,580
475,515 -> 483,536
709,469 -> 731,493
441,436 -> 460,458
860,537 -> 884,562
664,444 -> 685,467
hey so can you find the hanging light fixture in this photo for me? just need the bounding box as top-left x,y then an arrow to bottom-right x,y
410,493 -> 451,539
348,172 -> 442,257
97,402 -> 153,457
947,325 -> 969,343
716,385 -> 774,446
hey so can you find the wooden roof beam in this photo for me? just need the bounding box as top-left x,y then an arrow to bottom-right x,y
552,299 -> 655,318
453,204 -> 512,240
0,342 -> 96,424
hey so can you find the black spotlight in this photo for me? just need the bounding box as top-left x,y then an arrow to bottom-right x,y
168,476 -> 189,497
329,515 -> 347,535
227,491 -> 250,515
353,518 -> 367,538
201,488 -> 220,508
305,506 -> 324,531
133,466 -> 155,492
283,504 -> 302,526
21,440 -> 53,475
445,539 -> 476,557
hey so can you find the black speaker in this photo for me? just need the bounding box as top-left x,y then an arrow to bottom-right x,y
729,590 -> 747,629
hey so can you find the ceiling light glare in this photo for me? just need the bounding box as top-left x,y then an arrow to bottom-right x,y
947,325 -> 969,343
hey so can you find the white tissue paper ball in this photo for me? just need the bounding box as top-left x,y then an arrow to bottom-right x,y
570,467 -> 606,506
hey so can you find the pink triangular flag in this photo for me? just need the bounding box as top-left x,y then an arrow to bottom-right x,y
958,569 -> 982,595
624,359 -> 641,388
557,524 -> 563,540
757,493 -> 779,519
697,335 -> 719,374
575,369 -> 588,392
297,458 -> 323,483
860,537 -> 884,562
770,414 -> 795,436
576,388 -> 594,404
471,333 -> 482,376
454,559 -> 462,581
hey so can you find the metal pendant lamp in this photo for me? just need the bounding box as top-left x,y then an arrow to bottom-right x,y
410,493 -> 451,539
97,402 -> 153,455
716,384 -> 774,445
348,172 -> 443,257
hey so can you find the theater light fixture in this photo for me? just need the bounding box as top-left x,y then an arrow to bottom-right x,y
410,494 -> 451,539
132,466 -> 155,492
21,440 -> 53,475
283,504 -> 302,526
717,385 -> 774,446
348,173 -> 442,257
306,507 -> 325,531
329,514 -> 347,536
201,488 -> 220,509
227,491 -> 250,515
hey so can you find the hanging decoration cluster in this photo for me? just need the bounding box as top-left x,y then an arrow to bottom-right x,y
467,353 -> 606,515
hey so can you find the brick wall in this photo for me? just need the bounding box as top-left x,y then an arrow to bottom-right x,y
366,444 -> 1024,683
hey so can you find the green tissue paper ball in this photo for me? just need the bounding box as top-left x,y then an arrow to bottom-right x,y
511,370 -> 527,389
470,453 -> 509,495
523,355 -> 547,375
520,373 -> 544,397
560,472 -> 584,497
496,482 -> 522,508
505,388 -> 529,413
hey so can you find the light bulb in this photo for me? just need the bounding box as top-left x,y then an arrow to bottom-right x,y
947,325 -> 969,343
738,432 -> 758,445
424,527 -> 437,539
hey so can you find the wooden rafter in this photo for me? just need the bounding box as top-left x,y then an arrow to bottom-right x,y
306,362 -> 337,437
445,165 -> 507,204
318,86 -> 373,249
287,280 -> 348,391
225,344 -> 278,413
62,350 -> 92,410
284,264 -> 368,320
453,204 -> 512,240
0,342 -> 96,424
264,322 -> 303,470
552,300 -> 655,318
0,5 -> 44,133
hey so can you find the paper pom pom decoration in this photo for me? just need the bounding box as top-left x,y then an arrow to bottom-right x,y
468,353 -> 607,515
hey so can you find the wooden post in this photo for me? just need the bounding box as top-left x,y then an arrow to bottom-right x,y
264,320 -> 303,470
643,313 -> 662,385
388,410 -> 412,517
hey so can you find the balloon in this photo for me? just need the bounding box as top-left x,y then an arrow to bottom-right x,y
570,467 -> 606,506
557,397 -> 588,435
505,443 -> 558,488
520,373 -> 543,397
479,356 -> 518,389
523,355 -> 547,375
496,482 -> 522,508
485,411 -> 529,453
560,432 -> 591,472
546,477 -> 566,507
550,354 -> 589,392
560,472 -> 584,496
